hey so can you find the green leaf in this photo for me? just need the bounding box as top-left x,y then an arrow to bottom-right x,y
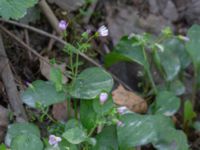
93,126 -> 118,150
158,45 -> 181,81
104,36 -> 146,67
0,144 -> 6,150
153,128 -> 188,150
118,113 -> 188,149
184,100 -> 196,126
5,123 -> 40,146
155,91 -> 180,116
169,80 -> 185,96
92,96 -> 114,115
22,80 -> 66,108
164,38 -> 191,69
65,119 -> 83,131
117,113 -> 173,149
80,100 -> 97,130
0,0 -> 38,20
11,134 -> 43,150
50,67 -> 63,91
193,121 -> 200,132
186,24 -> 200,88
62,127 -> 87,144
69,67 -> 113,99
19,6 -> 40,24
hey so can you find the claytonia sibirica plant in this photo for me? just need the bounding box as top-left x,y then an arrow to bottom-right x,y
48,135 -> 62,147
4,6 -> 200,148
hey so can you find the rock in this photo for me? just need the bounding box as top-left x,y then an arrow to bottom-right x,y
163,0 -> 178,21
106,3 -> 173,44
47,0 -> 85,11
149,0 -> 178,21
138,14 -> 173,34
184,0 -> 200,24
106,5 -> 143,44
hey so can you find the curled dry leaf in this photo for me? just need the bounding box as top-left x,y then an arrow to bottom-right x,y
39,57 -> 68,84
112,85 -> 147,113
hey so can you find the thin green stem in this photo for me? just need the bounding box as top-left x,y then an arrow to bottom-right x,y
192,69 -> 198,106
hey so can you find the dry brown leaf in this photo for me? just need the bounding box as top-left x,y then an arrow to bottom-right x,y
52,101 -> 69,121
39,57 -> 68,83
112,85 -> 147,113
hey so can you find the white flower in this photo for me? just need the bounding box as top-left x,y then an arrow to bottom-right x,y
117,106 -> 128,114
99,92 -> 108,104
49,135 -> 62,147
98,25 -> 109,37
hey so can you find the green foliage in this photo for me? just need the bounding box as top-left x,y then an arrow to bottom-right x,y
69,67 -> 113,99
5,123 -> 40,146
22,80 -> 66,108
186,24 -> 200,88
155,91 -> 180,116
11,134 -> 43,150
117,113 -> 188,150
0,0 -> 38,19
184,100 -> 196,127
93,126 -> 118,150
50,67 -> 63,91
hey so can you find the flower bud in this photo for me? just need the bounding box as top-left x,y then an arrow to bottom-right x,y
58,20 -> 68,31
99,92 -> 108,104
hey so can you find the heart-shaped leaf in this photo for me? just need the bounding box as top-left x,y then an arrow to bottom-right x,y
186,24 -> 200,88
62,127 -> 87,144
93,126 -> 118,150
80,100 -> 97,130
22,80 -> 66,108
104,36 -> 146,67
0,0 -> 38,19
69,67 -> 113,99
5,123 -> 40,146
11,134 -> 43,150
117,113 -> 174,149
155,91 -> 180,116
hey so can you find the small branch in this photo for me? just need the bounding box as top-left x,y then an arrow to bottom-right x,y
0,20 -> 133,91
0,32 -> 27,121
39,0 -> 62,35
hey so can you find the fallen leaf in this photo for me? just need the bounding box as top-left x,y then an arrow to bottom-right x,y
112,85 -> 147,113
52,101 -> 68,121
39,57 -> 68,84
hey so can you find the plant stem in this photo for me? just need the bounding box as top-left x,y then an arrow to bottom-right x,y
192,69 -> 198,106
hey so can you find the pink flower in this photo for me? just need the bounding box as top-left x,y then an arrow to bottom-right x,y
99,92 -> 108,104
117,120 -> 124,127
58,20 -> 68,31
49,135 -> 62,147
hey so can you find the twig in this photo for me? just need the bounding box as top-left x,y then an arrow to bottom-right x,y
0,19 -> 133,91
24,29 -> 33,59
39,0 -> 62,35
0,32 -> 27,121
